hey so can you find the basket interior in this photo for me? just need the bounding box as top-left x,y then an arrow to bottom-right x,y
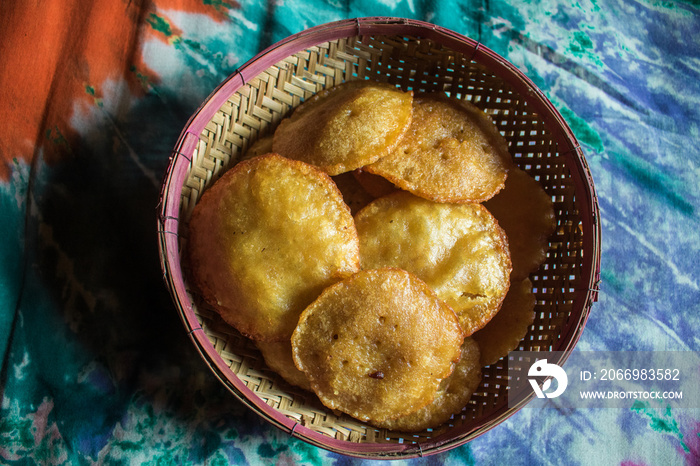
172,34 -> 587,447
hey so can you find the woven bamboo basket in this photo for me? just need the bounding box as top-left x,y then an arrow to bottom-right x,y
157,17 -> 601,458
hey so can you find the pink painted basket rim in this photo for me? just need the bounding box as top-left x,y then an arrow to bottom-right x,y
157,16 -> 602,459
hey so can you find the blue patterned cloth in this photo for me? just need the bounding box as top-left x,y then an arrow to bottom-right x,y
2,1 -> 699,464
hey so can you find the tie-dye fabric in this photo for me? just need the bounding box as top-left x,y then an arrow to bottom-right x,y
1,1 -> 699,464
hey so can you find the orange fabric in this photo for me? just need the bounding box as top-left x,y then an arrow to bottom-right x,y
0,0 -> 236,180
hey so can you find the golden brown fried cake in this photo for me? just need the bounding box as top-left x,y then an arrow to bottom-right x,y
472,278 -> 536,367
371,338 -> 482,432
272,80 -> 413,175
241,135 -> 273,161
354,191 -> 512,336
257,340 -> 312,392
187,153 -> 360,342
352,168 -> 398,198
366,93 -> 512,203
484,167 -> 556,280
291,268 -> 464,423
331,172 -> 376,215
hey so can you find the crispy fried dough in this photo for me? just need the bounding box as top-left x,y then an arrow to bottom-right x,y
371,338 -> 481,432
257,340 -> 312,392
272,81 -> 413,175
354,191 -> 512,336
366,93 -> 512,203
291,268 -> 464,423
331,171 -> 376,215
241,135 -> 273,161
484,167 -> 556,280
187,153 -> 360,342
352,168 -> 398,198
472,278 -> 536,367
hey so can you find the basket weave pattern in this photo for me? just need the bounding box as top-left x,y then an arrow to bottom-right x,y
160,25 -> 599,457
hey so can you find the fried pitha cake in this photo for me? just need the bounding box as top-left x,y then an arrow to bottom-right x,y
473,278 -> 536,367
187,153 -> 360,342
366,93 -> 512,203
291,268 -> 464,423
241,135 -> 273,161
371,338 -> 482,432
331,171 -> 376,215
272,80 -> 413,175
484,167 -> 556,280
257,340 -> 313,392
352,167 -> 398,199
354,191 -> 512,335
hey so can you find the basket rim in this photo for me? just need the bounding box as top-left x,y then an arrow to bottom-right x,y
157,16 -> 602,459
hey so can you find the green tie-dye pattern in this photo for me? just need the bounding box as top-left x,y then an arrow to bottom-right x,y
45,126 -> 71,151
146,12 -> 237,80
0,416 -> 34,453
257,443 -> 289,458
290,439 -> 325,465
147,13 -> 173,37
203,0 -> 238,9
558,105 -> 606,154
640,0 -> 700,9
609,150 -> 695,217
129,65 -> 160,95
631,401 -> 689,453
